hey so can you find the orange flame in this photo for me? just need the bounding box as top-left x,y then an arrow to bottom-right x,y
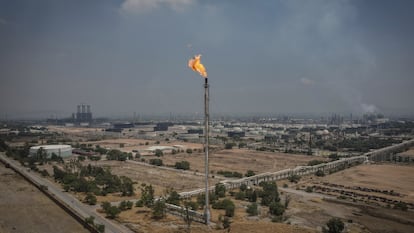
188,54 -> 207,78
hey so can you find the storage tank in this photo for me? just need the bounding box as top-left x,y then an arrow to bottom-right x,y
29,145 -> 72,158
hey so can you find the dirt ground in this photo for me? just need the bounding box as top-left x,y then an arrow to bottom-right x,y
116,205 -> 316,233
285,164 -> 414,233
0,164 -> 88,233
318,164 -> 414,202
157,148 -> 327,174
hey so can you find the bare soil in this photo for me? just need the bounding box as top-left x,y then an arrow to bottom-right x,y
158,148 -> 327,174
285,164 -> 414,233
0,164 -> 88,233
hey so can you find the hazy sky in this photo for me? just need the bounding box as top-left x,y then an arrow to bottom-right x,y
1,0 -> 413,118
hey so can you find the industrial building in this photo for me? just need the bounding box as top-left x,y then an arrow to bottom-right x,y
72,104 -> 92,125
29,145 -> 72,158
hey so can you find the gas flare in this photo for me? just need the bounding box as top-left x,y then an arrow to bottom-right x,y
188,54 -> 207,78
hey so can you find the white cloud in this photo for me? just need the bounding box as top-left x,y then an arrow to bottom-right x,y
121,0 -> 193,13
300,77 -> 315,85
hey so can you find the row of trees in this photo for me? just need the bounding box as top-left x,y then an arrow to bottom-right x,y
53,164 -> 134,196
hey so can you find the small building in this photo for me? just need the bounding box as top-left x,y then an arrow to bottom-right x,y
228,131 -> 245,138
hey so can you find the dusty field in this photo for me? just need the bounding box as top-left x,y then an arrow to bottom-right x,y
156,148 -> 327,174
116,203 -> 316,233
318,164 -> 414,202
0,164 -> 88,233
284,163 -> 414,233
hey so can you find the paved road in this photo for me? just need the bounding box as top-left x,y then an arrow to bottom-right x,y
0,153 -> 134,233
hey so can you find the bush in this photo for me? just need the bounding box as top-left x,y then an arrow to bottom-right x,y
119,200 -> 133,211
323,217 -> 344,233
315,170 -> 325,177
305,186 -> 313,193
175,161 -> 190,170
135,200 -> 144,207
184,201 -> 199,210
225,143 -> 234,149
186,148 -> 193,154
245,170 -> 256,177
155,149 -> 163,157
288,174 -> 301,183
85,193 -> 97,205
269,201 -> 285,216
215,183 -> 226,198
307,160 -> 325,166
246,203 -> 258,216
212,199 -> 235,217
260,182 -> 280,206
394,202 -> 408,211
166,190 -> 181,205
152,200 -> 166,219
149,158 -> 163,166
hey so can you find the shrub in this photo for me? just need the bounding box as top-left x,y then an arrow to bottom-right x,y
152,200 -> 166,219
323,217 -> 344,233
245,170 -> 256,177
246,203 -> 258,216
288,174 -> 301,183
269,201 -> 285,216
85,193 -> 97,205
315,170 -> 325,177
175,161 -> 190,170
215,183 -> 226,198
149,158 -> 163,166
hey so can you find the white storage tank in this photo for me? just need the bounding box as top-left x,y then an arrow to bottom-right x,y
29,145 -> 72,158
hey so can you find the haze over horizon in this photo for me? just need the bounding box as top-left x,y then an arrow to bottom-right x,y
1,0 -> 414,119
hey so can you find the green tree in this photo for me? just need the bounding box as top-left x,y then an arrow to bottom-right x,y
245,170 -> 256,177
269,201 -> 285,216
323,218 -> 344,233
149,158 -> 163,166
85,193 -> 97,205
246,203 -> 258,216
152,199 -> 166,219
96,224 -> 105,233
85,216 -> 95,225
119,200 -> 133,211
215,183 -> 226,198
141,184 -> 155,207
175,161 -> 190,170
120,176 -> 134,196
212,199 -> 235,217
166,190 -> 181,205
260,182 -> 280,206
155,149 -> 163,157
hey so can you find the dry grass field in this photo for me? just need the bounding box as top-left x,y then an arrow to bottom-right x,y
285,164 -> 414,233
157,148 -> 327,174
319,164 -> 414,202
0,164 -> 88,233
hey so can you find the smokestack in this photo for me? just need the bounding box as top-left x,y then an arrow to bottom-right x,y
87,105 -> 91,113
82,104 -> 86,114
